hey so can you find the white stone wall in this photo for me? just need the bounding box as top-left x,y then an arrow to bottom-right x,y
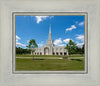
33,46 -> 68,55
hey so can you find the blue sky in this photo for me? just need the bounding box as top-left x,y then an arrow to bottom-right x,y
16,15 -> 84,48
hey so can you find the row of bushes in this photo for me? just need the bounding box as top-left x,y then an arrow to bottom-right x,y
16,47 -> 31,54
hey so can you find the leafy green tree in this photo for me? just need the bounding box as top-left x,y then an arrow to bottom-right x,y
16,47 -> 31,54
76,44 -> 84,54
26,39 -> 38,55
82,44 -> 84,54
76,46 -> 82,54
65,40 -> 76,55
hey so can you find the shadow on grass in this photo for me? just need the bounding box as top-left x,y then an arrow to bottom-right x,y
71,59 -> 82,61
31,58 -> 45,60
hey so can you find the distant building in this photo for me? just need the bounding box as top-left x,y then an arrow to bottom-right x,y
33,25 -> 68,55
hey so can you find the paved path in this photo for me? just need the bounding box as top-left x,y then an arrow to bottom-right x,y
16,57 -> 61,59
16,57 -> 84,59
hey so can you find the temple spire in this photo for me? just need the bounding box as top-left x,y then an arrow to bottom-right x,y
49,24 -> 51,33
49,24 -> 52,40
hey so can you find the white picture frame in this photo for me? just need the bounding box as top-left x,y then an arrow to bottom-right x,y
0,0 -> 100,86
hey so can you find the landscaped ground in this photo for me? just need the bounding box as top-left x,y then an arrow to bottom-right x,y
16,55 -> 84,71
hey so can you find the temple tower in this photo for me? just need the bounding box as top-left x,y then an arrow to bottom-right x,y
49,24 -> 51,40
46,24 -> 53,45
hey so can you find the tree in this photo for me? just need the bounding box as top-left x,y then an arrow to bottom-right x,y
26,39 -> 38,55
82,44 -> 84,54
65,40 -> 76,55
76,46 -> 82,54
75,44 -> 84,54
16,47 -> 31,54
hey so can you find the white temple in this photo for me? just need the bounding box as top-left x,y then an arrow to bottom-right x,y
33,24 -> 68,55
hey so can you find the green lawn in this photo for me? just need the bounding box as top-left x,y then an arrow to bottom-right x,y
16,58 -> 84,71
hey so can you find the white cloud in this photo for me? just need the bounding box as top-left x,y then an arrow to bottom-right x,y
54,38 -> 62,46
38,41 -> 44,47
16,35 -> 26,47
35,16 -> 53,24
78,21 -> 84,26
76,35 -> 84,42
66,25 -> 76,32
38,44 -> 43,47
16,35 -> 20,42
63,39 -> 71,43
27,40 -> 29,43
59,44 -> 66,47
76,43 -> 84,48
76,35 -> 84,48
16,42 -> 26,47
16,35 -> 21,40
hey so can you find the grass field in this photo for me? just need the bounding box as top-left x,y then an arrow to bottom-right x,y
16,57 -> 84,71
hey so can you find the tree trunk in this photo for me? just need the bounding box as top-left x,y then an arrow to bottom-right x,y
31,51 -> 32,55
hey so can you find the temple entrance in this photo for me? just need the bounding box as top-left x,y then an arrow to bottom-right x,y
64,52 -> 66,55
44,47 -> 49,55
60,52 -> 62,55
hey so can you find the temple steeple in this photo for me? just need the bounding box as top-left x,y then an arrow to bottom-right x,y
46,24 -> 53,45
49,24 -> 52,40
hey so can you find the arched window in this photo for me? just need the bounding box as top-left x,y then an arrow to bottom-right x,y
53,52 -> 55,55
60,52 -> 62,55
56,52 -> 58,55
37,52 -> 39,55
40,52 -> 42,55
64,52 -> 66,55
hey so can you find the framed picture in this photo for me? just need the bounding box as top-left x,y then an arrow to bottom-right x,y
12,12 -> 88,74
0,0 -> 100,86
